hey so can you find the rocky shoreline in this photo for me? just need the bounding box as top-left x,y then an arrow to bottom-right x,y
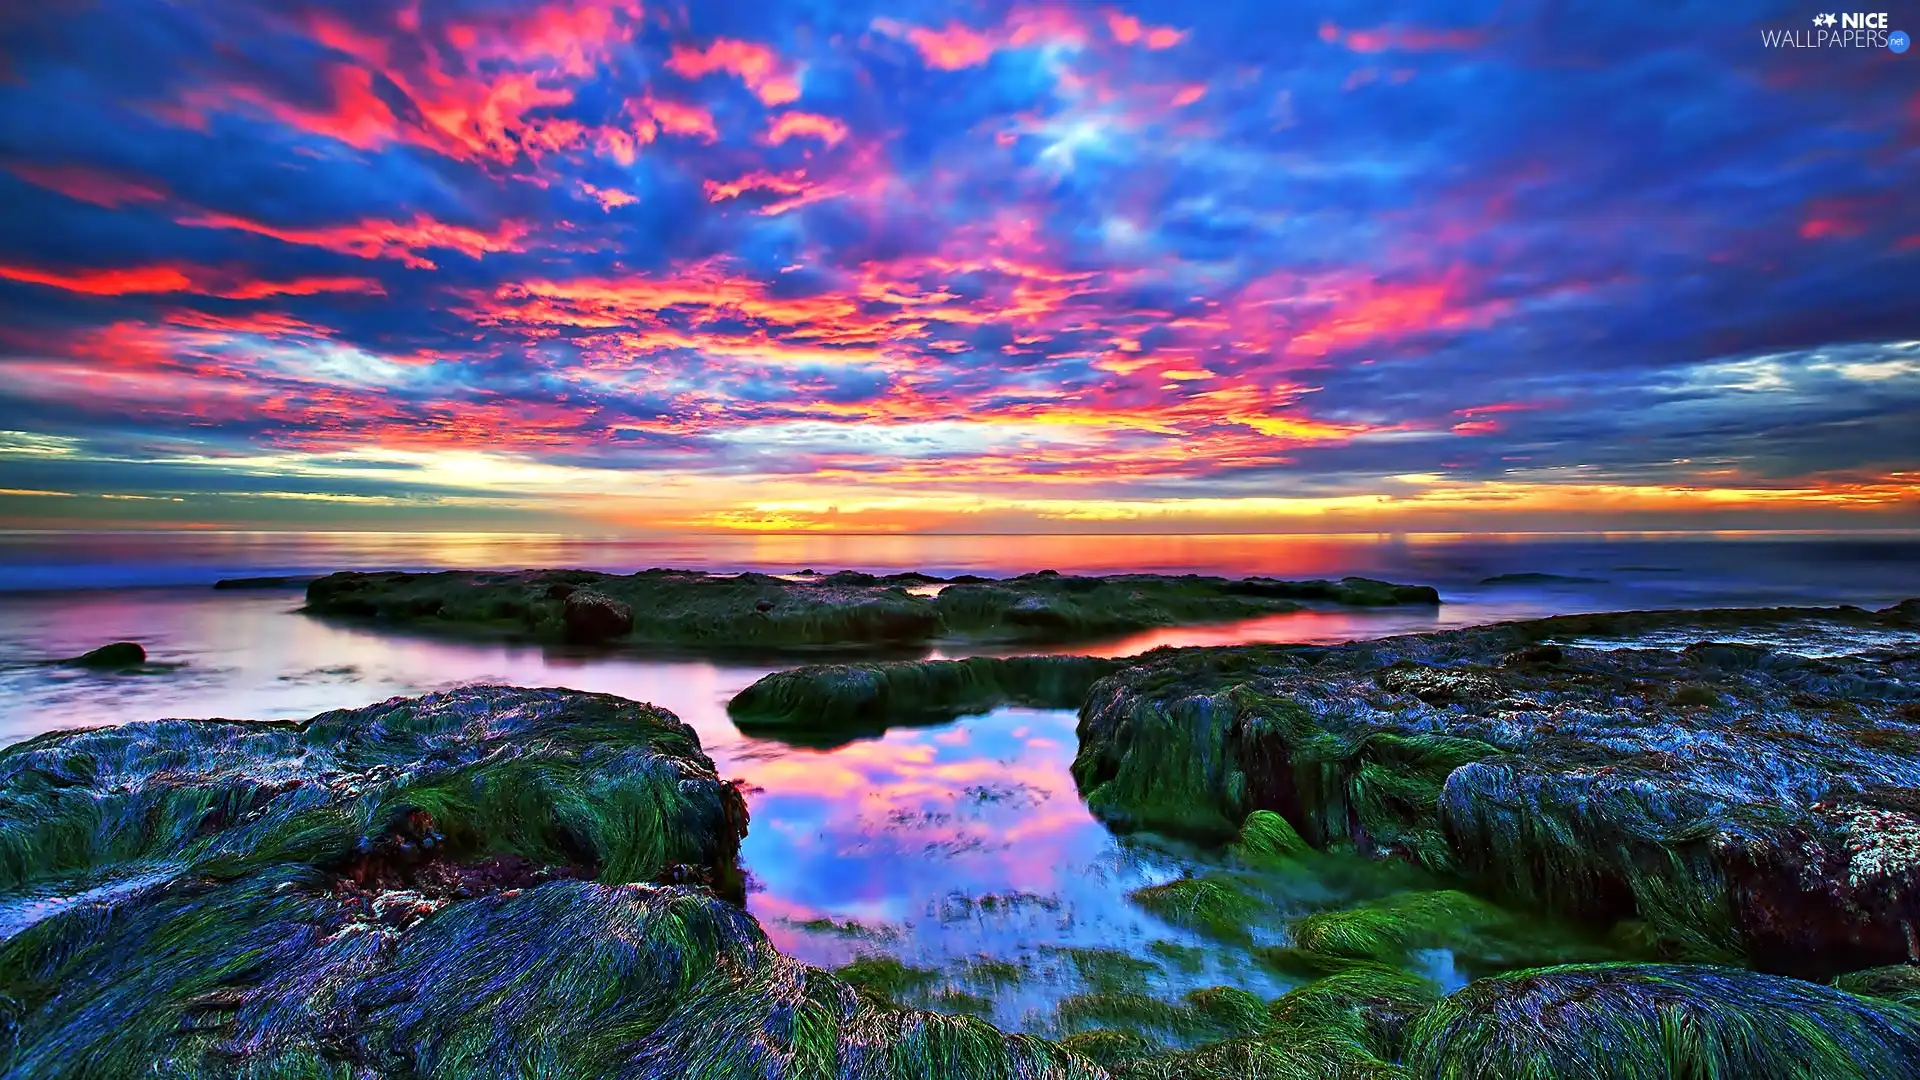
6,597 -> 1920,1077
300,567 -> 1441,650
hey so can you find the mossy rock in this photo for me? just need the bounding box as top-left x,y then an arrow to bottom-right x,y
0,689 -> 1126,1079
1405,962 -> 1920,1079
304,567 -> 1442,651
0,686 -> 747,895
1071,600 -> 1920,973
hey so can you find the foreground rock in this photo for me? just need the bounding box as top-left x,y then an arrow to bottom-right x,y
0,688 -> 1096,1078
303,568 -> 1440,650
1072,600 -> 1920,976
7,685 -> 1919,1077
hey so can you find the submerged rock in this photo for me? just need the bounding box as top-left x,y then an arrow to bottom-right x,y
63,641 -> 146,668
211,575 -> 314,590
1478,572 -> 1605,586
728,655 -> 1128,742
1071,601 -> 1920,974
1405,963 -> 1920,1079
301,567 -> 1442,650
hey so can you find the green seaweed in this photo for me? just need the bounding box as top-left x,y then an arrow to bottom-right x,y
1127,875 -> 1267,942
835,955 -> 941,1002
1405,963 -> 1920,1080
1231,809 -> 1310,863
1832,964 -> 1920,1008
1266,966 -> 1438,1066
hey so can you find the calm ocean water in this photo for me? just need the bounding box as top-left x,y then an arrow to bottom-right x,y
2,529 -> 1916,1031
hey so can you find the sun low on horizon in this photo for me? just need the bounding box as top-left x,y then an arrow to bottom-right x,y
0,0 -> 1915,535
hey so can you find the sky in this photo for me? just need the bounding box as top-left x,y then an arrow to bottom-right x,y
0,0 -> 1916,535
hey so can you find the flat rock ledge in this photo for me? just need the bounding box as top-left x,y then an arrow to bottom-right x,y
302,567 -> 1441,650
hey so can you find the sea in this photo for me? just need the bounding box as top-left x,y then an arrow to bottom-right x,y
2,529 -> 1916,1032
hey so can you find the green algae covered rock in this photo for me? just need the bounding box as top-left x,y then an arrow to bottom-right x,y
728,655 -> 1128,742
303,567 -> 1441,651
1072,601 -> 1920,974
0,688 -> 1116,1079
0,685 -> 747,897
1404,963 -> 1920,1080
308,568 -> 944,650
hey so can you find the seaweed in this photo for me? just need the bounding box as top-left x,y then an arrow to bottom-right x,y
1405,963 -> 1920,1080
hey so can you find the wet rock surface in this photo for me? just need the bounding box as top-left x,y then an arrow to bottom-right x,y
561,589 -> 635,643
728,655 -> 1129,744
303,568 -> 1440,650
1071,600 -> 1920,976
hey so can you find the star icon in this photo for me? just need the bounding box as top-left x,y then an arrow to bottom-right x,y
1813,13 -> 1836,26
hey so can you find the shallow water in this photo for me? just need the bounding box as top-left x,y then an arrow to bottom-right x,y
1,530 -> 1916,1034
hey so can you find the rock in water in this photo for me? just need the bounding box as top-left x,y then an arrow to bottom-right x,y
1071,602 -> 1920,974
65,641 -> 145,668
728,655 -> 1128,745
562,589 -> 634,643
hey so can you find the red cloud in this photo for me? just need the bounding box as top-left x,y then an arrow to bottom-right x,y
764,111 -> 849,146
4,163 -> 170,208
579,182 -> 638,211
0,265 -> 194,296
1105,12 -> 1185,49
176,211 -> 528,270
1318,21 -> 1483,53
906,23 -> 998,69
643,96 -> 719,142
0,263 -> 383,299
1280,274 -> 1505,358
667,38 -> 801,105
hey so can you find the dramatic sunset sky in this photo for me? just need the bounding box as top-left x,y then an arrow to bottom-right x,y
0,1 -> 1915,533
